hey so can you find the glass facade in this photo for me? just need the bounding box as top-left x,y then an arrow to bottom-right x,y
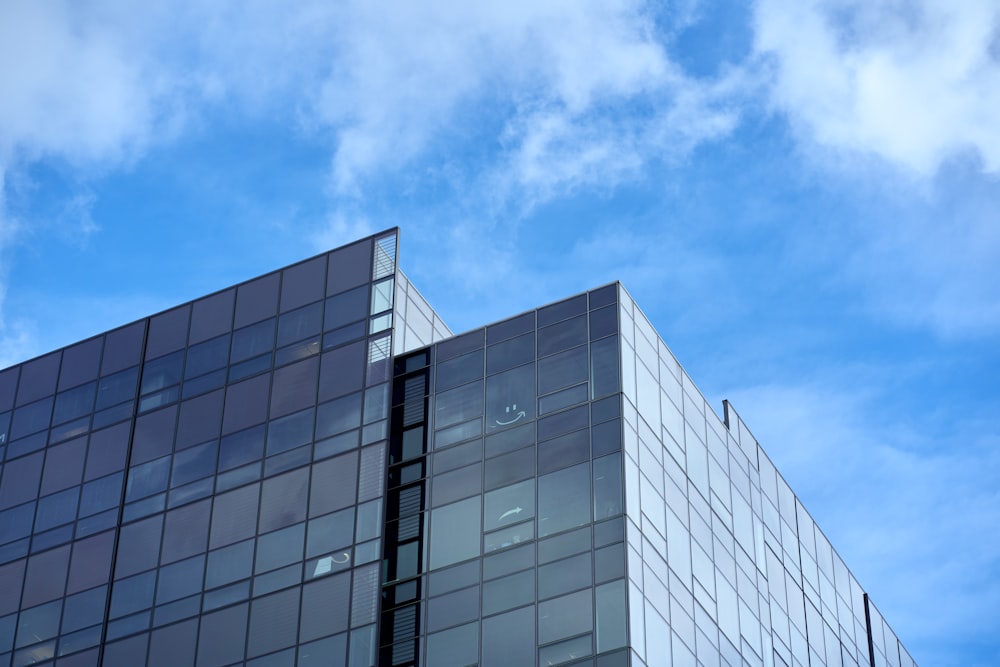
0,230 -> 914,667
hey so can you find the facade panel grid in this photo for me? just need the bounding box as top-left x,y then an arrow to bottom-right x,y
0,230 -> 915,667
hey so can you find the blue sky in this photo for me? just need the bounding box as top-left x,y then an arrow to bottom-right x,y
1,1 -> 998,663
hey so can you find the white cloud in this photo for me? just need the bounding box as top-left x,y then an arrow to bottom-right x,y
754,0 -> 1000,175
0,1 -> 178,167
315,0 -> 747,203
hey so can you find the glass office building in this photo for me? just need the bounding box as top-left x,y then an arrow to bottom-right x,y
0,230 -> 915,666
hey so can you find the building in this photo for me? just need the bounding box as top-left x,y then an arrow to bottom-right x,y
0,229 -> 916,667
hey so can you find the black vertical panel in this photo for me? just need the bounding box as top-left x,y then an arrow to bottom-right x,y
863,593 -> 877,667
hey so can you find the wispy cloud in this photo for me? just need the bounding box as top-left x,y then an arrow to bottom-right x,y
314,0 -> 749,207
753,0 -> 1000,176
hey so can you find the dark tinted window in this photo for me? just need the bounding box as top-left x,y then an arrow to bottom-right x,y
190,289 -> 235,345
146,306 -> 190,359
326,240 -> 371,295
101,322 -> 145,376
15,352 -> 60,405
58,338 -> 102,391
280,256 -> 326,312
235,273 -> 280,329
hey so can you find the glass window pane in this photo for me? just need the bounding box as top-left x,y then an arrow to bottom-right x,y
483,569 -> 533,616
161,498 -> 211,563
222,375 -> 270,435
538,346 -> 588,396
486,332 -> 535,375
231,320 -> 276,364
101,322 -> 145,376
485,364 -> 534,434
270,359 -> 319,419
185,335 -> 230,379
538,315 -> 587,357
62,584 -> 108,633
316,393 -> 363,440
486,312 -> 534,345
95,367 -> 138,411
190,290 -> 235,345
35,487 -> 79,532
280,256 -> 326,313
539,588 -> 593,644
431,463 -> 482,507
58,338 -> 102,391
309,452 -> 358,517
593,453 -> 623,521
86,423 -> 130,480
538,635 -> 592,666
219,425 -> 265,472
300,572 -> 351,642
425,621 -> 478,667
235,274 -> 280,329
325,285 -> 369,331
16,353 -> 60,405
22,544 -> 71,607
589,305 -> 618,340
538,383 -> 588,416
210,483 -> 260,549
538,294 -> 586,327
65,529 -> 114,595
538,430 -> 589,475
259,468 -> 309,532
482,606 -> 534,667
255,523 -> 305,574
131,407 -> 177,466
10,397 -> 53,440
538,463 -> 591,537
126,456 -> 170,502
435,381 -> 483,430
175,390 -> 225,450
267,408 -> 314,456
429,496 -> 481,570
156,554 -> 205,604
307,507 -> 355,558
170,442 -> 219,487
370,278 -> 394,314
53,382 -> 96,425
206,539 -> 254,589
327,239 -> 371,296
483,479 -> 535,534
538,552 -> 592,600
278,302 -> 323,347
148,617 -> 198,667
319,342 -> 365,401
590,336 -> 620,399
427,585 -> 480,633
436,350 -> 484,393
248,588 -> 300,658
538,404 -> 588,442
142,351 -> 184,396
196,602 -> 248,667
0,452 -> 43,510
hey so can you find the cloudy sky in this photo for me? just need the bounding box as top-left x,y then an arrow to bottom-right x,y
1,1 -> 998,663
